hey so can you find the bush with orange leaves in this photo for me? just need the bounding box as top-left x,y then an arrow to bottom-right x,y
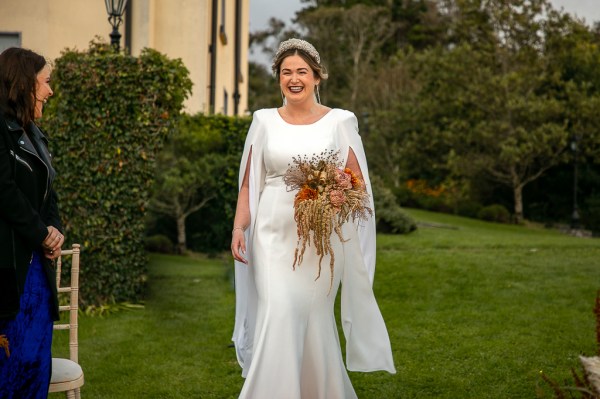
406,179 -> 446,198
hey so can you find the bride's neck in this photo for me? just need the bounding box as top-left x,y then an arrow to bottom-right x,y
283,101 -> 321,117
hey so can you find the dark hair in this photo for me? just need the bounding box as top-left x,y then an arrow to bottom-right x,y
272,49 -> 328,82
0,47 -> 47,127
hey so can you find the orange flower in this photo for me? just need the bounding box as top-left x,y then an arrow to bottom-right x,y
345,168 -> 364,189
295,187 -> 318,207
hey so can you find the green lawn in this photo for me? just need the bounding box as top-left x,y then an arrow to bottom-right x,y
50,209 -> 600,398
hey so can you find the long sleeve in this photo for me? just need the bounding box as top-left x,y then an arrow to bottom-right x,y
0,124 -> 48,248
336,110 -> 376,282
43,189 -> 62,232
232,110 -> 267,375
336,110 -> 396,374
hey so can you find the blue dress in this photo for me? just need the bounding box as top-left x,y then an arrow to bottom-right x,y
0,252 -> 53,399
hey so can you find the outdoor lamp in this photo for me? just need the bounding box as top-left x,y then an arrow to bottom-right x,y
105,0 -> 128,49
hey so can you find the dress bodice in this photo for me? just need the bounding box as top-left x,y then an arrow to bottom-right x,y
262,109 -> 338,180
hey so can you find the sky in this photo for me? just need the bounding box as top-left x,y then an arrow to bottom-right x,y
250,0 -> 600,64
250,0 -> 600,31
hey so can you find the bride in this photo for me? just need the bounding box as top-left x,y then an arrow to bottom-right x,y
231,38 -> 395,399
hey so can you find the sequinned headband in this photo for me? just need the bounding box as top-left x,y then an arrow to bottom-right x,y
272,38 -> 321,68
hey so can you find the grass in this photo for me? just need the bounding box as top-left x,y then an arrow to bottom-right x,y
49,209 -> 600,398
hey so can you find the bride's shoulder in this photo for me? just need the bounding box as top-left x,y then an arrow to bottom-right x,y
329,108 -> 357,123
252,108 -> 278,121
252,108 -> 277,124
329,108 -> 354,118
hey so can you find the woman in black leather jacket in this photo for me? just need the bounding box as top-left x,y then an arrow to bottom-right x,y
0,47 -> 64,398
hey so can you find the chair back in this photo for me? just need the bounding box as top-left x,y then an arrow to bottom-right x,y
54,244 -> 81,362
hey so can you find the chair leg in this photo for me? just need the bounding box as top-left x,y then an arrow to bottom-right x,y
75,387 -> 81,399
66,389 -> 76,399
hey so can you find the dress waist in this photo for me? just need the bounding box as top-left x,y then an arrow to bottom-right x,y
264,176 -> 286,187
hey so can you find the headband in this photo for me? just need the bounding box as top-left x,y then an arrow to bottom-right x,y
272,38 -> 321,71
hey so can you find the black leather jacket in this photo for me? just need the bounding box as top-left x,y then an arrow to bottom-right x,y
0,111 -> 61,320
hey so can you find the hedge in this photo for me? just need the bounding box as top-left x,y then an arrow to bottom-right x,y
43,41 -> 192,305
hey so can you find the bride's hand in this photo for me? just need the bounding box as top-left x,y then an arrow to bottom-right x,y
231,229 -> 248,264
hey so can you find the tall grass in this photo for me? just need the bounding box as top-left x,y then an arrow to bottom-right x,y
50,209 -> 600,398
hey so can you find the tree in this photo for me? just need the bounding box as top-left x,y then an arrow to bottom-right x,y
247,18 -> 301,111
250,0 -> 600,226
249,2 -> 447,111
299,0 -> 452,54
249,17 -> 301,66
298,4 -> 397,109
369,1 -> 600,223
447,0 -> 596,223
247,61 -> 281,112
389,0 -> 450,51
147,113 -> 252,253
150,116 -> 229,254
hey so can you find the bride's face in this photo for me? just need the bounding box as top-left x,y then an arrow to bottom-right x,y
279,54 -> 320,105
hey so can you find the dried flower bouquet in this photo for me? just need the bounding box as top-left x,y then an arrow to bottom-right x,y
283,150 -> 372,290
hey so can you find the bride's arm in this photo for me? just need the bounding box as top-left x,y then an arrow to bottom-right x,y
231,148 -> 252,264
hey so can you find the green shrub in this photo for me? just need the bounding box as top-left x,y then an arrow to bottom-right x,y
372,175 -> 417,234
149,113 -> 251,253
144,235 -> 174,254
455,200 -> 483,219
416,195 -> 454,213
583,196 -> 600,235
43,40 -> 192,305
477,204 -> 511,223
377,207 -> 418,234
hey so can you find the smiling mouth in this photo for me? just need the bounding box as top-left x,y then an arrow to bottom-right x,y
288,86 -> 304,93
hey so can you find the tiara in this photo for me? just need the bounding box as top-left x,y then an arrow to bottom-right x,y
273,38 -> 321,66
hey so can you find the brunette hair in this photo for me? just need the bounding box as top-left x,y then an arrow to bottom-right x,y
0,47 -> 47,127
272,48 -> 329,82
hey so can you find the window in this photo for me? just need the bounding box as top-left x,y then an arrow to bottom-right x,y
0,32 -> 21,53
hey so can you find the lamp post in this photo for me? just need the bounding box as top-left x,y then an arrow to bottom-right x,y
105,0 -> 128,50
570,135 -> 581,230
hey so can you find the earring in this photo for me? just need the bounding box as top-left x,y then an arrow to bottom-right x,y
281,90 -> 286,106
315,85 -> 321,104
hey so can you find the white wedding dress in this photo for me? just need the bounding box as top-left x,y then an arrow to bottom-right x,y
233,108 -> 395,399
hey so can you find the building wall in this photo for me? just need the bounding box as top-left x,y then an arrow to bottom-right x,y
0,0 -> 248,115
130,0 -> 213,113
0,0 -> 108,58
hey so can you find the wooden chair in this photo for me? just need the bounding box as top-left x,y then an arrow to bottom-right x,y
49,244 -> 84,398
